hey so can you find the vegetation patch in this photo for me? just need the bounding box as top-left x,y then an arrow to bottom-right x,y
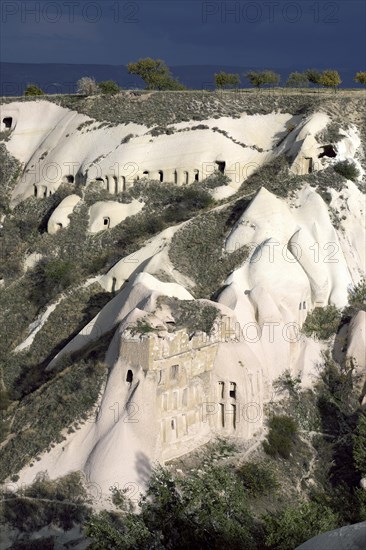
0,143 -> 22,215
263,415 -> 298,459
0,339 -> 109,481
157,297 -> 219,334
333,160 -> 360,182
302,305 -> 342,340
1,472 -> 91,533
169,208 -> 249,298
236,462 -> 278,497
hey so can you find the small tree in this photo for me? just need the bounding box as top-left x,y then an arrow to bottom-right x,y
246,70 -> 280,89
333,160 -> 360,182
127,57 -> 185,90
98,80 -> 120,94
215,72 -> 240,89
319,70 -> 342,91
302,305 -> 341,340
76,76 -> 98,96
286,72 -> 308,88
354,71 -> 366,86
24,84 -> 44,96
305,68 -> 322,87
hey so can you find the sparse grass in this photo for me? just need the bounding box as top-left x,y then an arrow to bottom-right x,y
169,207 -> 249,298
316,121 -> 343,143
1,472 -> 91,533
157,297 -> 219,334
347,277 -> 366,313
0,90 -> 329,127
0,341 -> 109,481
0,143 -> 22,215
236,462 -> 278,497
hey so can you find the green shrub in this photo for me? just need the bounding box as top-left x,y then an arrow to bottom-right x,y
98,80 -> 120,95
264,501 -> 339,550
333,160 -> 360,181
263,415 -> 298,459
302,305 -> 341,340
24,471 -> 87,503
24,84 -> 44,96
86,464 -> 262,549
348,278 -> 366,312
236,462 -> 278,496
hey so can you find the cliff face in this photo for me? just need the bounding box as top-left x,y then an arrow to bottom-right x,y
0,93 -> 364,508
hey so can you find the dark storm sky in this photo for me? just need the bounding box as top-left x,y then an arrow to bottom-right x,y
1,0 -> 365,68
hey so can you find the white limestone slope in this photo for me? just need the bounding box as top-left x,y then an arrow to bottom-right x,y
2,99 -> 365,508
1,100 -> 304,205
13,180 -> 365,503
47,194 -> 81,234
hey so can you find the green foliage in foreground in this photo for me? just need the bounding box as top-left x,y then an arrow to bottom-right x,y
302,305 -> 342,340
85,459 -> 341,550
264,501 -> 339,550
86,464 -> 263,549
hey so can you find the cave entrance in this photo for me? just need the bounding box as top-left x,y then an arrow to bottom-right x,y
158,170 -> 164,182
103,217 -> 110,228
216,160 -> 226,174
3,117 -> 12,129
63,175 -> 75,184
126,369 -> 133,383
318,145 -> 336,159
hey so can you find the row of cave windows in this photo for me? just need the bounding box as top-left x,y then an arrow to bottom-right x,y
32,160 -> 227,198
93,161 -> 225,187
161,387 -> 191,411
